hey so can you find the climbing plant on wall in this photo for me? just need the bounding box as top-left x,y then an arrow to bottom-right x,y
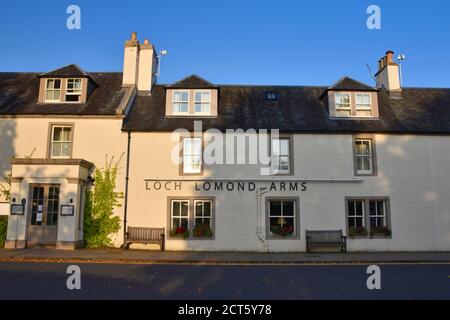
83,155 -> 124,248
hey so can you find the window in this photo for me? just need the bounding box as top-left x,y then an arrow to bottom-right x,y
45,79 -> 62,102
355,93 -> 372,117
369,200 -> 387,228
266,92 -> 279,101
65,78 -> 82,102
271,138 -> 291,175
173,91 -> 189,114
354,138 -> 375,175
171,200 -> 189,230
194,200 -> 212,227
335,93 -> 351,117
50,125 -> 73,159
268,199 -> 298,238
348,200 -> 365,229
194,91 -> 211,114
182,137 -> 202,174
346,198 -> 391,238
169,198 -> 215,239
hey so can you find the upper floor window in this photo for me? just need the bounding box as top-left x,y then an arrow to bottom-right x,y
194,91 -> 211,114
271,137 -> 291,175
50,125 -> 73,159
335,93 -> 351,117
182,137 -> 202,174
355,93 -> 372,117
45,79 -> 62,102
65,78 -> 83,102
173,91 -> 189,114
353,137 -> 376,176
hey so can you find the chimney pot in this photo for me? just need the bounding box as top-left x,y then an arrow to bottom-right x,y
386,50 -> 394,64
131,32 -> 137,41
144,39 -> 150,45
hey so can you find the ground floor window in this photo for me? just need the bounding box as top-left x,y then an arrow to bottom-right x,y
267,198 -> 299,239
169,198 -> 214,239
346,198 -> 391,238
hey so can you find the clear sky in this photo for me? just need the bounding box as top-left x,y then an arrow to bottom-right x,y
1,0 -> 449,88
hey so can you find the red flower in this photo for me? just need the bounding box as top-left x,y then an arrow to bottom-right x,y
176,227 -> 186,234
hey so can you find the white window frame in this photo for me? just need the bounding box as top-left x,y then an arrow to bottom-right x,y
65,78 -> 83,102
354,138 -> 374,175
194,90 -> 211,115
182,137 -> 203,174
355,93 -> 372,117
50,125 -> 73,159
334,92 -> 351,117
348,199 -> 365,228
268,199 -> 297,237
271,137 -> 291,175
44,78 -> 62,103
369,200 -> 387,228
172,90 -> 190,114
194,200 -> 213,227
170,200 -> 190,230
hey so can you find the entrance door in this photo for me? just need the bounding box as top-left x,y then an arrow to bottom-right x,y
28,185 -> 60,245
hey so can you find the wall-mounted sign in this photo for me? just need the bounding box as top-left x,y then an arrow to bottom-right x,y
36,213 -> 43,222
10,204 -> 24,216
60,205 -> 75,217
145,180 -> 308,192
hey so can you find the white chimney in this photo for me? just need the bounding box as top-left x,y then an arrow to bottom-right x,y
375,50 -> 402,98
122,32 -> 140,87
137,38 -> 157,92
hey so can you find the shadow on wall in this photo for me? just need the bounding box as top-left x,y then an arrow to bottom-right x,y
0,119 -> 16,200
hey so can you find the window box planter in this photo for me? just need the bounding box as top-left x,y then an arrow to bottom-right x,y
270,225 -> 295,237
170,227 -> 190,239
348,227 -> 368,238
370,226 -> 392,238
193,224 -> 213,238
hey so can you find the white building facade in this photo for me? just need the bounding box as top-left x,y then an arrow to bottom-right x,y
1,34 -> 450,252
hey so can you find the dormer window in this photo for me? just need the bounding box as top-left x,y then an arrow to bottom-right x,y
45,79 -> 62,102
173,91 -> 189,114
65,78 -> 82,102
335,93 -> 351,117
266,92 -> 279,101
355,93 -> 372,117
194,91 -> 211,114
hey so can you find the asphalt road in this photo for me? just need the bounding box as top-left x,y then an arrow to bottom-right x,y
1,262 -> 450,300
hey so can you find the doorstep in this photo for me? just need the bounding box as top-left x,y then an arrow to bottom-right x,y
1,249 -> 450,265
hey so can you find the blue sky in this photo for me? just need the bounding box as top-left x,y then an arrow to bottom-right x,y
1,0 -> 449,87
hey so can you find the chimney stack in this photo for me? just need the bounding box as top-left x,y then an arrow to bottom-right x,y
122,33 -> 158,93
122,32 -> 140,87
375,50 -> 402,98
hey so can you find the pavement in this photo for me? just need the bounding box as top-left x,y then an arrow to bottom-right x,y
1,248 -> 450,265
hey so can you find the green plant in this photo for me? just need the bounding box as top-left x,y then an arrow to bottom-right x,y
170,227 -> 190,239
0,216 -> 8,248
370,226 -> 392,237
270,225 -> 294,237
193,224 -> 213,238
0,172 -> 11,202
83,156 -> 124,248
348,227 -> 368,238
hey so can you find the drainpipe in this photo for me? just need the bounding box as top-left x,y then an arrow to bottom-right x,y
256,187 -> 269,252
122,131 -> 132,247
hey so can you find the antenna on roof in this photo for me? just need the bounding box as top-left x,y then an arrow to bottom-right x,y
397,54 -> 406,86
156,50 -> 168,79
366,64 -> 377,82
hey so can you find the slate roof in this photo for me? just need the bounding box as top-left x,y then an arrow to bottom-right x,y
123,84 -> 450,134
327,76 -> 377,92
168,75 -> 218,89
0,72 -> 126,116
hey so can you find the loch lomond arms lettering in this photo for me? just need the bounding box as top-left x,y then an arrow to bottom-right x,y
145,180 -> 308,192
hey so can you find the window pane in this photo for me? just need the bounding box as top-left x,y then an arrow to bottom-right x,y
46,79 -> 54,89
272,139 -> 280,155
61,143 -> 71,157
173,201 -> 180,215
204,202 -> 211,216
54,80 -> 61,89
52,143 -> 61,157
195,202 -> 203,217
269,201 -> 282,216
280,139 -> 289,155
282,201 -> 294,217
181,202 -> 189,217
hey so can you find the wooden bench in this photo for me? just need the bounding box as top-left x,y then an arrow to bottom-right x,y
124,227 -> 165,251
306,230 -> 347,253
